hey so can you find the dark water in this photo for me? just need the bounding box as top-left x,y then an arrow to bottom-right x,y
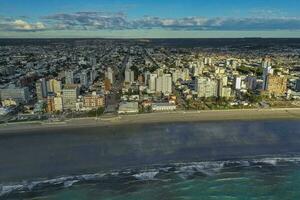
1,120 -> 300,199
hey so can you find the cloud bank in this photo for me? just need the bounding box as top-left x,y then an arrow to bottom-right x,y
1,11 -> 300,32
0,17 -> 46,31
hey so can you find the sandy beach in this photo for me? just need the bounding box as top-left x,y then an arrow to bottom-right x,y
1,108 -> 300,133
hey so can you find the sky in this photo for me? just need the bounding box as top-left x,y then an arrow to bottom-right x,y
0,0 -> 300,38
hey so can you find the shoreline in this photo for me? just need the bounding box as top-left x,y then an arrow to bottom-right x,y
1,108 -> 300,133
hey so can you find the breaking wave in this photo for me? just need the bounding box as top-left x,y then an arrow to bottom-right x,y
2,155 -> 300,198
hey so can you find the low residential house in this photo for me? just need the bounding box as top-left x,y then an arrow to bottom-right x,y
152,103 -> 177,112
118,102 -> 139,114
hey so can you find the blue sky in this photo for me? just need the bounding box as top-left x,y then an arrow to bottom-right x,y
0,0 -> 300,38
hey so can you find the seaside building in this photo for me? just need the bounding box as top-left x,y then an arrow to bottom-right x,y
47,79 -> 62,95
118,102 -> 139,114
148,74 -> 157,92
54,96 -> 63,112
246,76 -> 257,90
62,84 -> 79,110
152,103 -> 177,112
83,92 -> 105,110
195,77 -> 218,98
221,87 -> 232,98
295,79 -> 300,92
262,66 -> 274,90
266,75 -> 287,96
2,98 -> 17,107
156,74 -> 172,94
36,78 -> 48,100
234,77 -> 242,90
46,96 -> 55,113
0,85 -> 30,104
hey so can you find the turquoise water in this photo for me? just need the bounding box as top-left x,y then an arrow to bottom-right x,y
3,157 -> 300,200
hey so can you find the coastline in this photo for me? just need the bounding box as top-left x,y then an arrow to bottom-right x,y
1,108 -> 300,133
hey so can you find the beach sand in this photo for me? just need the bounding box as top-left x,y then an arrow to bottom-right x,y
1,108 -> 300,133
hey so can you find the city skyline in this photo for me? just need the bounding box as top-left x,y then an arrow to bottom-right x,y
1,0 -> 300,38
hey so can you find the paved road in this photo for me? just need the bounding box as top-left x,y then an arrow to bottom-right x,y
104,52 -> 130,114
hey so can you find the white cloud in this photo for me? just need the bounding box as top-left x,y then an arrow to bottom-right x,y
13,20 -> 45,31
1,11 -> 300,32
0,18 -> 46,31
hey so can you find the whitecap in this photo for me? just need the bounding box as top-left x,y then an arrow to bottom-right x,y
133,171 -> 159,180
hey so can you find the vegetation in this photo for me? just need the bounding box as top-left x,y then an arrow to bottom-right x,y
87,107 -> 105,117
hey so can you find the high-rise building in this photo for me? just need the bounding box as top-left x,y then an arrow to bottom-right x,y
234,77 -> 242,90
105,67 -> 114,85
47,79 -> 62,95
246,76 -> 257,90
62,84 -> 79,110
144,71 -> 151,86
261,58 -> 272,68
162,74 -> 172,94
46,96 -> 55,113
156,76 -> 163,93
36,78 -> 48,100
172,69 -> 183,83
80,70 -> 89,87
183,68 -> 190,81
221,87 -> 232,98
217,78 -> 223,97
266,75 -> 287,96
90,67 -> 97,83
125,68 -> 135,83
204,57 -> 212,66
65,70 -> 74,84
262,66 -> 274,90
149,74 -> 157,92
54,96 -> 63,112
295,79 -> 300,92
90,57 -> 97,66
195,77 -> 218,98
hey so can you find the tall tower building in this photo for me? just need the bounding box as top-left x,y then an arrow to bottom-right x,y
234,77 -> 242,90
125,68 -> 135,83
262,66 -> 274,90
195,77 -> 218,98
80,70 -> 89,87
36,78 -> 47,100
155,74 -> 172,94
47,79 -> 62,95
65,70 -> 74,84
90,67 -> 97,83
149,74 -> 157,92
105,67 -> 114,85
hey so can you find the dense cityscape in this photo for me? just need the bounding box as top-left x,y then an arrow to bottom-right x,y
0,39 -> 300,123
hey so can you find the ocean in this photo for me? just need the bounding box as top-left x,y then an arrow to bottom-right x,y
1,120 -> 300,199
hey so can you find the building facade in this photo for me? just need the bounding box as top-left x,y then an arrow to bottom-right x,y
0,86 -> 30,104
62,84 -> 79,110
267,75 -> 287,96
